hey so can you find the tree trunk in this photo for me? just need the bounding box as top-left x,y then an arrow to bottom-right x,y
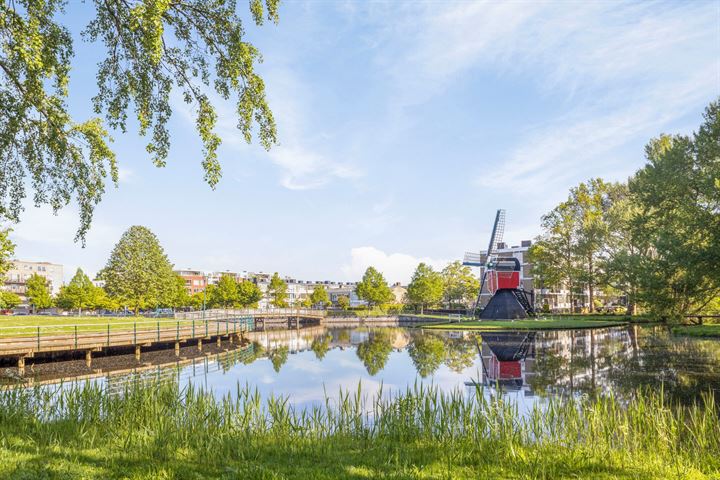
588,256 -> 594,312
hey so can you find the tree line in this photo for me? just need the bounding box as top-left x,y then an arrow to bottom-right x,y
528,99 -> 719,319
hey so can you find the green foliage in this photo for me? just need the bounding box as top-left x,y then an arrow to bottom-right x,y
310,334 -> 331,360
627,101 -> 720,319
356,329 -> 394,375
97,226 -> 176,313
0,291 -> 21,309
267,272 -> 288,308
164,274 -> 190,309
310,285 -> 329,308
336,295 -> 350,310
55,268 -> 96,312
210,274 -> 239,308
237,280 -> 262,308
0,0 -> 279,241
355,267 -> 393,307
268,345 -> 289,372
25,273 -> 52,311
407,332 -> 446,377
406,263 -> 443,314
0,229 -> 15,280
441,261 -> 479,308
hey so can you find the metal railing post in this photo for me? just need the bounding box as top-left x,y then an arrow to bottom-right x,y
157,321 -> 160,342
176,321 -> 179,341
107,324 -> 110,347
192,319 -> 195,338
74,325 -> 78,349
133,322 -> 137,345
37,326 -> 40,350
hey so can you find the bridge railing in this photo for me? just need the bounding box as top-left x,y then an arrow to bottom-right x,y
0,317 -> 254,355
175,308 -> 326,320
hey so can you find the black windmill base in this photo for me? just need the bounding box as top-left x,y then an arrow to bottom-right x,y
479,289 -> 535,320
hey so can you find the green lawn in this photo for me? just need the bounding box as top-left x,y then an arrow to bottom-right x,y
672,324 -> 720,338
423,316 -> 629,331
0,315 -> 199,337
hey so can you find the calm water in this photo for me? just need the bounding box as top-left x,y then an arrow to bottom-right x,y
16,325 -> 720,409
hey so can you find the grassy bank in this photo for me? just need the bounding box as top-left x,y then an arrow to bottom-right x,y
0,382 -> 717,479
672,324 -> 720,338
0,315 -> 203,337
423,316 -> 630,331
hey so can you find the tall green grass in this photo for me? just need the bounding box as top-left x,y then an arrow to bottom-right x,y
0,381 -> 717,479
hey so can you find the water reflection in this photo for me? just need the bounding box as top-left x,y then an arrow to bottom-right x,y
7,325 -> 720,408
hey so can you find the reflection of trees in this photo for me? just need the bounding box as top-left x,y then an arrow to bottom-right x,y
337,329 -> 351,343
605,328 -> 720,404
408,333 -> 446,378
443,336 -> 477,373
268,346 -> 289,373
356,330 -> 393,375
311,334 -> 331,361
242,342 -> 264,365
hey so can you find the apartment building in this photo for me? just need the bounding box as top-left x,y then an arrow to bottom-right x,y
174,269 -> 207,296
3,260 -> 64,305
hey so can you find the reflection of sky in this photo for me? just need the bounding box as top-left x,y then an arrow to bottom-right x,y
185,343 -> 543,415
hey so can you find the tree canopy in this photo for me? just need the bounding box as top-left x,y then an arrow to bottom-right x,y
25,273 -> 52,311
237,280 -> 262,308
441,261 -> 479,308
406,263 -> 443,314
267,273 -> 288,307
310,285 -> 329,308
0,0 -> 280,241
97,225 -> 176,313
55,268 -> 96,313
355,267 -> 393,307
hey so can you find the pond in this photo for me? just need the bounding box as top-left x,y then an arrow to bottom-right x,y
8,325 -> 720,409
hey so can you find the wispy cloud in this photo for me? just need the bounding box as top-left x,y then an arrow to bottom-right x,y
370,1 -> 719,189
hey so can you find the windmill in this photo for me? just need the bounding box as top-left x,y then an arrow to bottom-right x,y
463,209 -> 535,319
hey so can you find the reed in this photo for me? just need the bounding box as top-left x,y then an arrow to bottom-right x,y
0,381 -> 717,479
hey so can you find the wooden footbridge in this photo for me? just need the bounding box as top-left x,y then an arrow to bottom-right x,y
0,308 -> 325,372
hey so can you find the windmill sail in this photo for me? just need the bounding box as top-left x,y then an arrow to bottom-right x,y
464,209 -> 505,312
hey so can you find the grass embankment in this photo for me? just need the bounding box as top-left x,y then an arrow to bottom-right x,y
673,324 -> 720,338
0,316 -> 202,337
0,382 -> 716,479
424,315 -> 632,331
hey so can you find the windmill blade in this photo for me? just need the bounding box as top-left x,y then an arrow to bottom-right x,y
485,209 -> 506,265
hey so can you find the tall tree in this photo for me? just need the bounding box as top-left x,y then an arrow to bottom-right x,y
529,200 -> 582,311
267,272 -> 288,308
441,261 -> 479,308
355,267 -> 393,307
211,274 -> 239,308
627,100 -> 720,318
337,295 -> 350,310
0,0 -> 280,241
25,273 -> 52,312
310,285 -> 329,308
406,263 -> 443,314
569,178 -> 612,310
97,225 -> 176,314
237,280 -> 263,308
55,268 -> 95,314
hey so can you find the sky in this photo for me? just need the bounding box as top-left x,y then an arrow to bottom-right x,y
9,0 -> 720,285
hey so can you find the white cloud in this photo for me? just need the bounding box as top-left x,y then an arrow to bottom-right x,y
341,246 -> 448,284
268,144 -> 361,190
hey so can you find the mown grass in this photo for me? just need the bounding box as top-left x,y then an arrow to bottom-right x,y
0,381 -> 717,479
424,316 -> 629,331
0,316 -> 211,338
673,324 -> 720,338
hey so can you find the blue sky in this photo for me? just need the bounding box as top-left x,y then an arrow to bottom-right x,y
10,0 -> 720,284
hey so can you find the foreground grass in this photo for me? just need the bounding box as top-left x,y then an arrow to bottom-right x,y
424,316 -> 629,331
0,382 -> 717,479
673,324 -> 720,338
